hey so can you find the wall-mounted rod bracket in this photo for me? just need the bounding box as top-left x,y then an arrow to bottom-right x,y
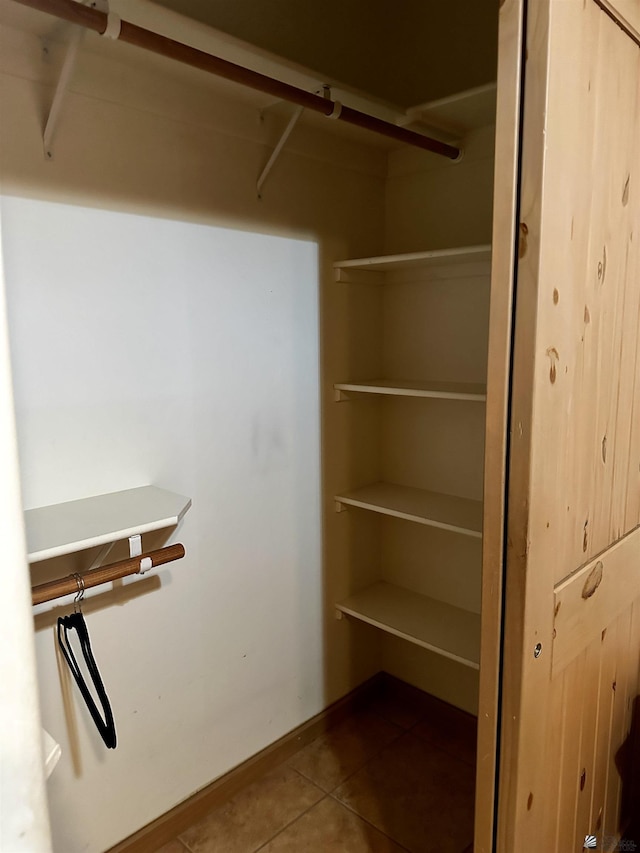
257,105 -> 304,198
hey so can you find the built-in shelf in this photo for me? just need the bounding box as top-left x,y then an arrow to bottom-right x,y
335,482 -> 482,538
333,245 -> 491,280
403,83 -> 497,141
336,581 -> 480,669
334,379 -> 486,402
25,486 -> 192,563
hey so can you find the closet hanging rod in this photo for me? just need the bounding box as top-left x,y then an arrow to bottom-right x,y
31,543 -> 185,605
12,0 -> 461,160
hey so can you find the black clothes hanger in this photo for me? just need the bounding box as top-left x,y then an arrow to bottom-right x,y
57,574 -> 117,749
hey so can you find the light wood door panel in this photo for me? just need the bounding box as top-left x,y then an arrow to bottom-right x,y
498,0 -> 640,850
553,529 -> 640,676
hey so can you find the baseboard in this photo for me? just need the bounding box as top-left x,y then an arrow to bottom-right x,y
105,672 -> 385,853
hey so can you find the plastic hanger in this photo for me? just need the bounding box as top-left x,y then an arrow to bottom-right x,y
57,574 -> 117,749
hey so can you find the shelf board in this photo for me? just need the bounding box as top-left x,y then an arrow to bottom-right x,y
25,486 -> 192,563
334,379 -> 486,402
405,83 -> 497,140
333,245 -> 491,278
335,482 -> 482,538
337,581 -> 480,669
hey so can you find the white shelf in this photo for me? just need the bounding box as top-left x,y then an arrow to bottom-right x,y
25,486 -> 192,563
336,581 -> 480,669
404,83 -> 497,140
333,245 -> 491,280
335,482 -> 482,538
334,379 -> 486,402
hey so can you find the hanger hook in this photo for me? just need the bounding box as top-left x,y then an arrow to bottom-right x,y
72,572 -> 85,611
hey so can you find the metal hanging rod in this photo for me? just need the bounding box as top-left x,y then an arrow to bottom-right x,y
13,0 -> 461,160
31,543 -> 185,605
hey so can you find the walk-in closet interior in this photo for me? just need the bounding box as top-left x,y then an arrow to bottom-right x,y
0,0 -> 505,850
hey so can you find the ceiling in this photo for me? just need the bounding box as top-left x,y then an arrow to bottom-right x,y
150,0 -> 499,110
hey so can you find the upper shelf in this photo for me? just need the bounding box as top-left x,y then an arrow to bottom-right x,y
333,245 -> 492,282
25,486 -> 192,563
402,83 -> 498,142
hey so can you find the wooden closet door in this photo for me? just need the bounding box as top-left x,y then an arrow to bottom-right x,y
499,1 -> 640,851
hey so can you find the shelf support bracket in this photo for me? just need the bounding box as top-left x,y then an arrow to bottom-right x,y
257,105 -> 304,198
43,24 -> 85,160
129,533 -> 152,573
43,0 -> 109,159
128,534 -> 142,558
87,541 -> 115,571
334,389 -> 350,402
335,500 -> 347,513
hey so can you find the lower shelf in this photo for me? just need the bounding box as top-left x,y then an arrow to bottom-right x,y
334,378 -> 487,402
336,581 -> 480,670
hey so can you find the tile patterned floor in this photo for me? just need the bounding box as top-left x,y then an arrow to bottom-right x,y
155,677 -> 477,853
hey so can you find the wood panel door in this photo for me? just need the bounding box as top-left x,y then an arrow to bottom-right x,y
498,1 -> 640,851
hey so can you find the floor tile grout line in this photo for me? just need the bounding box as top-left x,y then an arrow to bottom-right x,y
328,792 -> 413,852
251,792 -> 331,853
177,837 -> 196,853
323,727 -> 407,796
176,767 -> 326,853
287,765 -> 331,797
288,765 -> 327,791
286,723 -> 405,796
285,760 -> 334,793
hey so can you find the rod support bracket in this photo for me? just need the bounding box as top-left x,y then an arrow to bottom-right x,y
138,557 -> 153,574
101,10 -> 121,39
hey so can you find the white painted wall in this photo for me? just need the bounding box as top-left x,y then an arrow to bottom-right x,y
2,196 -> 322,852
0,205 -> 52,853
0,6 -> 385,849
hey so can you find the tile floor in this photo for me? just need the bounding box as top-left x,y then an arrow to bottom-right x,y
155,676 -> 477,853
